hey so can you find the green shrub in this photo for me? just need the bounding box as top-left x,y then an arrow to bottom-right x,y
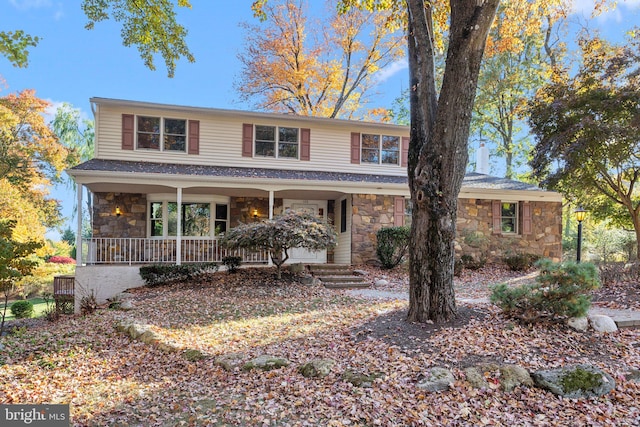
503,253 -> 540,272
459,254 -> 486,270
490,259 -> 600,322
10,300 -> 34,318
139,263 -> 219,287
222,256 -> 242,274
376,226 -> 410,270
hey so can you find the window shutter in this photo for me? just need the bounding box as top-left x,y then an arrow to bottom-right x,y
122,114 -> 134,150
401,136 -> 409,167
492,200 -> 502,234
394,197 -> 405,226
188,120 -> 200,155
242,123 -> 253,157
300,128 -> 310,161
522,202 -> 532,235
350,132 -> 361,164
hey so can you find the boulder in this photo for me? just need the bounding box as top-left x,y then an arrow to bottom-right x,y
214,353 -> 246,372
342,369 -> 383,388
532,365 -> 615,398
183,349 -> 206,361
416,367 -> 455,392
589,315 -> 618,333
242,355 -> 290,371
499,364 -> 533,392
567,317 -> 589,332
375,279 -> 389,286
464,366 -> 489,389
298,359 -> 335,378
464,364 -> 532,392
353,270 -> 368,276
625,369 -> 640,383
119,300 -> 134,310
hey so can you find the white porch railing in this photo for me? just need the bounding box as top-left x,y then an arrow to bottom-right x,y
81,238 -> 269,265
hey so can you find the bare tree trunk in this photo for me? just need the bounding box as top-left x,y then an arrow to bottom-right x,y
406,0 -> 499,323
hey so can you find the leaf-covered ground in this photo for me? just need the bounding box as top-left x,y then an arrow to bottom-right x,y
1,266 -> 639,426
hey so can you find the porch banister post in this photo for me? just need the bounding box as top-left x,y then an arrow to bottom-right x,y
268,190 -> 274,266
76,184 -> 83,265
176,187 -> 182,265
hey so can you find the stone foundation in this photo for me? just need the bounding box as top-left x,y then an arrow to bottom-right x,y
351,194 -> 396,265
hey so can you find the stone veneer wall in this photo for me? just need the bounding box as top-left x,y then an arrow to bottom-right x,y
93,192 -> 147,238
351,194 -> 396,265
456,199 -> 562,261
230,197 -> 283,226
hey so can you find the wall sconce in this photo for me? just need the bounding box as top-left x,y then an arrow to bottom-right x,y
115,206 -> 122,217
252,208 -> 259,219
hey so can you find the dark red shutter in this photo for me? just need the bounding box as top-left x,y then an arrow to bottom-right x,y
242,123 -> 253,157
492,200 -> 502,234
401,136 -> 409,167
300,128 -> 310,161
188,120 -> 200,155
522,202 -> 532,235
394,197 -> 405,226
122,114 -> 134,150
350,132 -> 360,164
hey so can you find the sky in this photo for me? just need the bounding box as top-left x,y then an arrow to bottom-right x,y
2,0 -> 640,239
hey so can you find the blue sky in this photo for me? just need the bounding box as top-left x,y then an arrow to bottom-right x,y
2,0 -> 640,239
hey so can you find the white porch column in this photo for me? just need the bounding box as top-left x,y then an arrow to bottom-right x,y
75,184 -> 83,265
268,190 -> 274,219
176,188 -> 182,265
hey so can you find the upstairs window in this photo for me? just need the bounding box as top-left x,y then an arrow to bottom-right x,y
361,134 -> 400,165
255,125 -> 299,159
137,116 -> 186,152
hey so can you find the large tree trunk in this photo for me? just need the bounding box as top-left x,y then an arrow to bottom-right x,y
406,0 -> 499,323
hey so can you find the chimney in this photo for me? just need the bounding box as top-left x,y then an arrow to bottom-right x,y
476,143 -> 490,175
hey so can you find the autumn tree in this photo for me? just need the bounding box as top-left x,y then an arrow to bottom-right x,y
0,220 -> 42,336
528,33 -> 640,260
220,210 -> 337,279
0,30 -> 39,68
0,90 -> 75,242
237,0 -> 404,119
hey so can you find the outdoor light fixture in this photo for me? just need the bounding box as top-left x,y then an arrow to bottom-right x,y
115,206 -> 122,217
574,206 -> 586,262
252,209 -> 259,219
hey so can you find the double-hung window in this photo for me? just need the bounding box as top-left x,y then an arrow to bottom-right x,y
501,202 -> 518,234
361,134 -> 400,165
255,125 -> 299,159
137,116 -> 186,152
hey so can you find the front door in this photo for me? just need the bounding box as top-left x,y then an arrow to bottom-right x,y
283,199 -> 328,264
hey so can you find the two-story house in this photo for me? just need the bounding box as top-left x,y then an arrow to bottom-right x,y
67,97 -> 562,304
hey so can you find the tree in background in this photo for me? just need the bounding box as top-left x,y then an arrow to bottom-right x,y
529,33 -> 640,260
0,90 -> 76,242
220,210 -> 336,279
0,220 -> 42,336
0,30 -> 39,68
237,0 -> 404,119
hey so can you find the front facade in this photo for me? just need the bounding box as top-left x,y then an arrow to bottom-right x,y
69,98 -> 563,275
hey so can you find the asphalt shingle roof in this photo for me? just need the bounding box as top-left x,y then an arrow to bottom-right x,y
70,159 -> 545,191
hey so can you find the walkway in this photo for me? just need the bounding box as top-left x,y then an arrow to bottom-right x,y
345,289 -> 640,329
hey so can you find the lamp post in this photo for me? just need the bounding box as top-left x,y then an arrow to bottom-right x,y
574,206 -> 586,263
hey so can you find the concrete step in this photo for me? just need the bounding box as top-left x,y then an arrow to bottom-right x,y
308,264 -> 370,290
322,282 -> 371,290
317,275 -> 365,283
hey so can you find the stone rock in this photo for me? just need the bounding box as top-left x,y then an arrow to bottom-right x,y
183,348 -> 206,361
299,275 -> 317,285
298,359 -> 335,378
589,314 -> 618,333
242,355 -> 290,371
119,300 -> 134,310
464,366 -> 489,389
289,263 -> 305,273
156,341 -> 181,353
353,269 -> 367,276
375,279 -> 389,286
416,367 -> 455,392
342,369 -> 383,388
625,369 -> 640,383
567,317 -> 589,332
215,353 -> 246,372
531,365 -> 616,398
499,364 -> 533,392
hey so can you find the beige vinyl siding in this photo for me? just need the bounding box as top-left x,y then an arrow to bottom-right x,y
334,195 -> 352,265
94,105 -> 408,177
